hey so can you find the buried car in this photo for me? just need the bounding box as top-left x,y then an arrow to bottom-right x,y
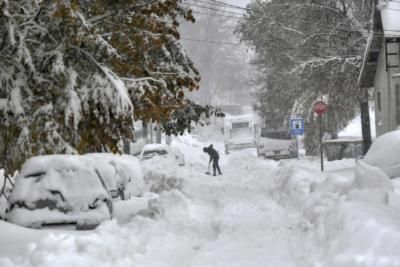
85,153 -> 145,200
7,155 -> 112,230
139,144 -> 185,166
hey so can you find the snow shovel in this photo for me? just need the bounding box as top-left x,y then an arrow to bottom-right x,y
205,162 -> 211,175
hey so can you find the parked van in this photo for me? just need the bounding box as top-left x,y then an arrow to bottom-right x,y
223,114 -> 258,154
257,129 -> 298,160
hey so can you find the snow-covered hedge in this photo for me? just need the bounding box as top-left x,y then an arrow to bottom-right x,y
274,163 -> 400,266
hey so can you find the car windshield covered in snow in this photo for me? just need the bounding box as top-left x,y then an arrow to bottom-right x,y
143,149 -> 168,158
261,129 -> 291,139
139,144 -> 185,167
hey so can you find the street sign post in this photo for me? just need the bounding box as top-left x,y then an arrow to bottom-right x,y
290,118 -> 304,160
313,100 -> 327,172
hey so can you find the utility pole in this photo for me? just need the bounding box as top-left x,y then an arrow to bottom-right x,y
360,88 -> 372,154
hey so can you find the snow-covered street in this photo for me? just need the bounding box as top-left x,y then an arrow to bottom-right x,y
0,136 -> 321,267
1,0 -> 400,266
2,130 -> 400,267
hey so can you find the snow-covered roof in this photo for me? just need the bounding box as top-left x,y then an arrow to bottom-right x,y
224,114 -> 254,123
380,1 -> 400,37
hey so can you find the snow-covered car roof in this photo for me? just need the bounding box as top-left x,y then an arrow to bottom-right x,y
142,144 -> 171,151
224,114 -> 255,123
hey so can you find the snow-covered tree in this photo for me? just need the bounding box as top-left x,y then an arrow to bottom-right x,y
237,0 -> 374,154
0,0 -> 200,173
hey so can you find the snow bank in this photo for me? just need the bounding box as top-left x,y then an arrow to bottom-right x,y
363,130 -> 400,178
0,190 -> 217,267
275,162 -> 400,267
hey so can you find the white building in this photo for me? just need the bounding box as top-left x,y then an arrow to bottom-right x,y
360,0 -> 400,136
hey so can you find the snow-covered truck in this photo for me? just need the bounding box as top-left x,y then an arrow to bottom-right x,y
223,114 -> 258,154
256,129 -> 298,160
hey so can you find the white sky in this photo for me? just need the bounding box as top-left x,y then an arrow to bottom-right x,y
381,1 -> 400,37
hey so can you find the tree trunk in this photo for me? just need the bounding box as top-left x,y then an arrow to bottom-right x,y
149,122 -> 154,144
360,88 -> 372,155
156,122 -> 162,144
142,121 -> 148,144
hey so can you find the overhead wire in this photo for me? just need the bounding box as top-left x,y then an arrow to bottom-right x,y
183,2 -> 362,34
181,0 -> 400,50
183,1 -> 400,37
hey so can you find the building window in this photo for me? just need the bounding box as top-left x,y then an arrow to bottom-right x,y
396,84 -> 400,125
377,91 -> 381,112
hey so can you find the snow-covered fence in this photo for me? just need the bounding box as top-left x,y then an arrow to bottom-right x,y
0,169 -> 16,219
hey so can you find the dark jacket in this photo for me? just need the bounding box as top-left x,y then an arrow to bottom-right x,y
204,145 -> 219,161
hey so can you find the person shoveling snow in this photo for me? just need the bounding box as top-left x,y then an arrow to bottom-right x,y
203,144 -> 222,176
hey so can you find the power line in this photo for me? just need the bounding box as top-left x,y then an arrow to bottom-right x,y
182,3 -> 246,16
185,2 -> 400,37
184,2 -> 360,34
208,0 -> 249,11
191,10 -> 243,19
185,0 -> 247,11
181,37 -> 244,45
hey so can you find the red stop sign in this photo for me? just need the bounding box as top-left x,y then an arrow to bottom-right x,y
313,100 -> 327,115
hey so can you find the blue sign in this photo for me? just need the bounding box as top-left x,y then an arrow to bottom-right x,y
290,118 -> 304,136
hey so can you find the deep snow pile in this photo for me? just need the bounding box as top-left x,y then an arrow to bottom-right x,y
274,159 -> 400,267
363,130 -> 400,178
